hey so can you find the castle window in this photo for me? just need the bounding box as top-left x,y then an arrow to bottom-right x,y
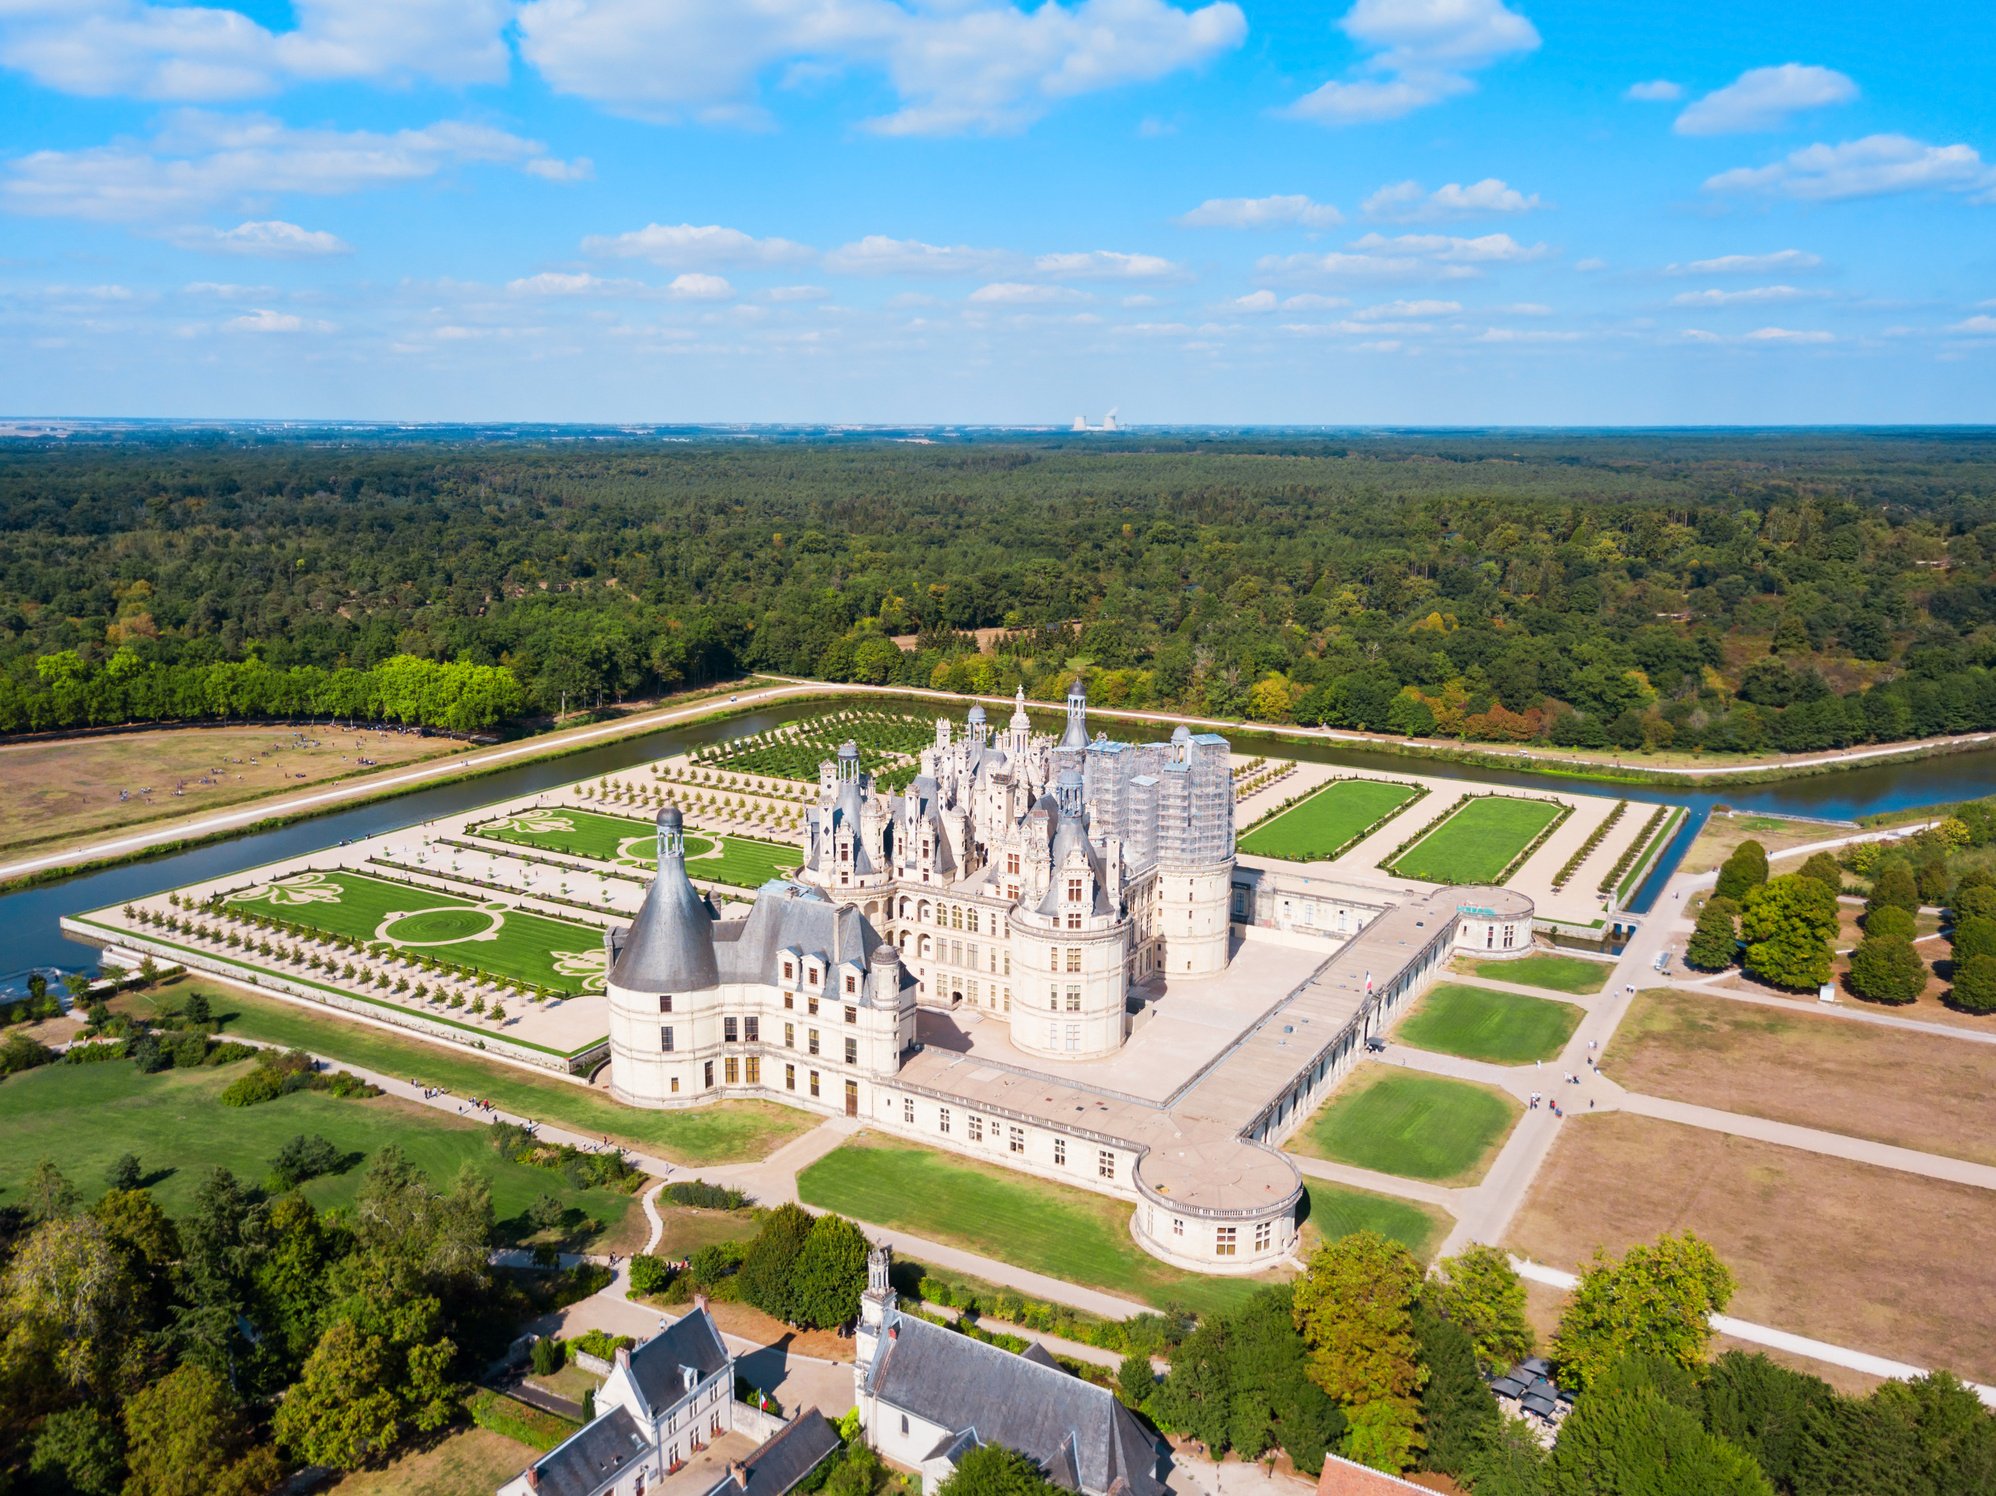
807,966 -> 819,985
1065,988 -> 1081,1012
743,1017 -> 759,1043
808,995 -> 819,1016
1049,987 -> 1059,1011
1172,1217 -> 1183,1238
724,1016 -> 738,1043
784,1023 -> 795,1048
658,995 -> 673,1014
1008,1126 -> 1025,1154
703,1061 -> 714,1089
671,1077 -> 679,1094
1007,853 -> 1020,876
939,1107 -> 951,1134
1065,1023 -> 1079,1051
660,1026 -> 675,1052
844,1037 -> 858,1066
1067,877 -> 1083,902
1053,1138 -> 1066,1165
1065,947 -> 1081,973
809,1029 -> 820,1056
745,1057 -> 760,1085
952,907 -> 963,931
967,910 -> 980,934
809,1070 -> 820,1098
839,842 -> 850,861
1066,913 -> 1081,931
1255,1220 -> 1273,1252
1216,1227 -> 1237,1257
844,1005 -> 857,1025
968,1115 -> 983,1142
845,973 -> 857,995
1003,987 -> 1012,1011
903,1098 -> 915,1124
1098,1151 -> 1115,1181
785,1064 -> 796,1091
784,993 -> 794,1011
724,1057 -> 739,1085
783,960 -> 794,982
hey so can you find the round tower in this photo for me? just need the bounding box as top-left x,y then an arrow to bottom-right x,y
1008,773 -> 1129,1061
606,804 -> 720,1107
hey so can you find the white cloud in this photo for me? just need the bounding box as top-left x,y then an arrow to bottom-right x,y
1363,177 -> 1541,221
1666,249 -> 1822,275
1033,250 -> 1179,279
1260,230 -> 1545,284
1948,315 -> 1996,335
967,281 -> 1085,305
224,307 -> 331,333
1705,135 -> 1996,202
165,218 -> 350,257
0,0 -> 511,101
516,0 -> 1246,136
1669,285 -> 1818,307
508,271 -> 645,296
1353,297 -> 1461,318
1675,64 -> 1857,136
1282,293 -> 1352,309
824,236 -> 1009,276
1229,289 -> 1279,311
1744,326 -> 1833,343
1177,194 -> 1342,229
666,272 -> 734,300
1496,301 -> 1552,314
3,112 -> 587,223
581,223 -> 814,269
1572,257 -> 1606,271
1286,0 -> 1540,126
1624,79 -> 1681,102
1349,231 -> 1547,262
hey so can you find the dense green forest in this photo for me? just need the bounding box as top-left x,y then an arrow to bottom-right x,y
4,430 -> 1996,753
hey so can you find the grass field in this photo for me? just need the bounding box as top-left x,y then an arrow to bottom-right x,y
0,1057 -> 638,1248
1291,1068 -> 1519,1185
1506,1112 -> 1996,1385
0,724 -> 451,856
1607,988 -> 1996,1167
1239,778 -> 1420,862
1460,953 -> 1612,995
141,979 -> 813,1165
1387,795 -> 1567,884
329,1427 -> 535,1496
1397,983 -> 1583,1063
1299,1183 -> 1449,1260
690,835 -> 803,889
224,867 -> 612,995
474,807 -> 713,867
798,1135 -> 1273,1317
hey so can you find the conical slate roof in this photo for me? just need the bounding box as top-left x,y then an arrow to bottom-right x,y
1058,677 -> 1090,749
611,804 -> 719,992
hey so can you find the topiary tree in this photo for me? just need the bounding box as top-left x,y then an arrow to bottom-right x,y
1713,841 -> 1769,902
1950,953 -> 1996,1014
1684,897 -> 1742,973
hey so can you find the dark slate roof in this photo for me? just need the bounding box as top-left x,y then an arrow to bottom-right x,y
711,883 -> 901,992
1019,1342 -> 1060,1369
610,808 -> 720,993
1059,680 -> 1090,750
526,1407 -> 650,1496
627,1306 -> 731,1412
705,1411 -> 842,1496
866,1312 -> 1162,1496
1036,812 -> 1114,919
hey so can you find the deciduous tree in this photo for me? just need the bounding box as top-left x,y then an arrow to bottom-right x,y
1714,841 -> 1770,902
1292,1232 -> 1426,1471
1431,1243 -> 1534,1371
1685,896 -> 1742,972
1551,1233 -> 1734,1393
1740,874 -> 1839,990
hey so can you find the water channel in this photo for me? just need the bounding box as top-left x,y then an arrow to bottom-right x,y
6,696 -> 1995,975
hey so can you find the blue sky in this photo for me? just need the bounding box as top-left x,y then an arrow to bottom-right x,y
1,0 -> 1991,424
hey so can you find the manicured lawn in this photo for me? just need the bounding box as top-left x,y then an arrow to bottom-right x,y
1462,953 -> 1612,995
693,835 -> 802,890
1299,1184 -> 1449,1261
798,1136 -> 1273,1318
1399,983 -> 1584,1064
1239,778 -> 1420,862
1292,1068 -> 1519,1186
474,806 -> 714,867
1387,796 -> 1566,885
139,979 -> 814,1166
0,1057 -> 636,1247
222,867 -> 612,996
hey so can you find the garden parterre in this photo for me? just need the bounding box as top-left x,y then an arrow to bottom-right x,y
1386,793 -> 1568,885
1237,776 -> 1421,862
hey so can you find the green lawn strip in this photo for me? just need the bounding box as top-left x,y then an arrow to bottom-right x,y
1396,983 -> 1583,1064
1239,778 -> 1421,861
1615,804 -> 1686,902
1463,952 -> 1612,995
1291,1068 -> 1519,1187
691,836 -> 803,890
1387,795 -> 1566,885
797,1135 -> 1270,1318
222,867 -> 611,996
69,916 -> 580,1058
472,806 -> 712,866
0,1059 -> 633,1246
140,979 -> 813,1166
1298,1183 -> 1450,1262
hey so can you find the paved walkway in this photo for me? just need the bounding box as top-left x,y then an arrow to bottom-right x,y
1511,1259 -> 1996,1408
1661,973 -> 1996,1047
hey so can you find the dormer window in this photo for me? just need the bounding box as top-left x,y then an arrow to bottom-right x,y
783,960 -> 795,982
1067,877 -> 1083,903
1007,853 -> 1020,876
844,974 -> 857,995
807,966 -> 819,986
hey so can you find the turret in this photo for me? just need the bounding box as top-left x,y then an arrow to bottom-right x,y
609,804 -> 718,992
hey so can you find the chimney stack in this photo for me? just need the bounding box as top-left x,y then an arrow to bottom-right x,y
695,1292 -> 709,1313
730,1461 -> 749,1489
615,1345 -> 631,1371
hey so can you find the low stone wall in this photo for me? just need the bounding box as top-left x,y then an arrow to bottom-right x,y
733,1401 -> 787,1444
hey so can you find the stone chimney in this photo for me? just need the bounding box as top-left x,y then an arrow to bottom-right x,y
526,1468 -> 541,1491
695,1292 -> 709,1313
730,1461 -> 749,1490
615,1345 -> 631,1371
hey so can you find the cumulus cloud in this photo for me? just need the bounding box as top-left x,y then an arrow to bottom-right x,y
224,307 -> 332,333
515,0 -> 1246,135
1228,289 -> 1278,311
967,281 -> 1085,304
1260,230 -> 1545,284
1705,135 -> 1996,202
3,112 -> 587,223
1743,326 -> 1833,343
1352,298 -> 1462,318
1177,194 -> 1342,229
1286,0 -> 1540,126
1668,285 -> 1818,307
1666,249 -> 1822,275
507,271 -> 646,295
165,218 -> 350,256
1948,315 -> 1996,335
1363,177 -> 1541,221
824,236 -> 1010,276
1624,79 -> 1681,102
581,223 -> 814,269
1033,250 -> 1179,279
1675,64 -> 1857,136
666,272 -> 734,300
0,0 -> 511,101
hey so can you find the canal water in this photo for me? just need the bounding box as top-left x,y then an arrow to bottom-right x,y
6,697 -> 1994,975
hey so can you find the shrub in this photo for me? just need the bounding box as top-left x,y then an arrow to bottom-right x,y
270,1133 -> 343,1189
530,1335 -> 564,1377
205,1041 -> 259,1066
1846,936 -> 1927,1005
1949,954 -> 1996,1014
570,1330 -> 635,1362
661,1180 -> 751,1210
1862,905 -> 1916,942
629,1254 -> 674,1297
0,1031 -> 55,1076
220,1066 -> 288,1107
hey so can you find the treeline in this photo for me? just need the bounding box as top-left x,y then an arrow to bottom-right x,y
4,432 -> 1996,751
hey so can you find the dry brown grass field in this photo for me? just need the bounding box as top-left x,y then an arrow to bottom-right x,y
1607,988 -> 1996,1165
1679,812 -> 1836,876
1506,1112 -> 1996,1384
326,1427 -> 531,1495
0,724 -> 452,853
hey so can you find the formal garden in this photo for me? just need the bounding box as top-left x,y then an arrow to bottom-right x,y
1458,952 -> 1613,995
1396,982 -> 1584,1064
1238,776 -> 1422,862
687,709 -> 940,794
1385,794 -> 1570,885
1291,1069 -> 1520,1186
471,808 -> 799,889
